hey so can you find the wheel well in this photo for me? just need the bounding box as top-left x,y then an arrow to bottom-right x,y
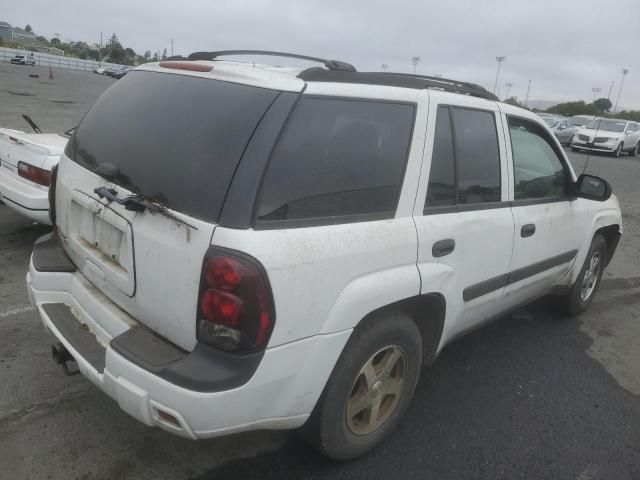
359,293 -> 446,366
595,224 -> 620,266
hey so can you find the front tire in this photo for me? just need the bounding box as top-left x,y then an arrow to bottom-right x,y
614,143 -> 623,157
302,311 -> 422,461
557,234 -> 607,315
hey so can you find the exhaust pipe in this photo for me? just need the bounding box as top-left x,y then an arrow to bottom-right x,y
51,343 -> 80,376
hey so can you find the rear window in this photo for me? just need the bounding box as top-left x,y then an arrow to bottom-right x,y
66,70 -> 279,222
256,96 -> 415,226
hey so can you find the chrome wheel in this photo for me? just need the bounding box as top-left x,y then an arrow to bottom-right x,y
581,252 -> 601,302
345,345 -> 407,435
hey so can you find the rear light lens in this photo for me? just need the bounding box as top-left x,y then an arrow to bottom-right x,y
48,164 -> 58,225
18,161 -> 51,187
197,248 -> 275,353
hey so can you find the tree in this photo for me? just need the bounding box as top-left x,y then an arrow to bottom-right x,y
593,97 -> 612,113
504,96 -> 524,108
547,101 -> 597,117
50,37 -> 61,45
24,24 -> 32,32
144,50 -> 151,61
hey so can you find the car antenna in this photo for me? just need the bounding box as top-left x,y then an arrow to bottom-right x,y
581,117 -> 603,175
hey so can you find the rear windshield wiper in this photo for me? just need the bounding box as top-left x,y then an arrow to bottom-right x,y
94,187 -> 198,230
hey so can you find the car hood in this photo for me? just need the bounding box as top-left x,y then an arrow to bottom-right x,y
579,128 -> 624,139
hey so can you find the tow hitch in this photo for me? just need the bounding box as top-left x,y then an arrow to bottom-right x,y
51,342 -> 80,376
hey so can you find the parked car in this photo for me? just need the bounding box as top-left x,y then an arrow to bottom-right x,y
27,52 -> 622,461
541,115 -> 576,145
571,117 -> 640,156
104,66 -> 129,78
10,53 -> 36,66
111,66 -> 133,79
0,118 -> 72,224
93,66 -> 107,75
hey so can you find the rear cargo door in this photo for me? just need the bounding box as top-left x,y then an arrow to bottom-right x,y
56,69 -> 285,350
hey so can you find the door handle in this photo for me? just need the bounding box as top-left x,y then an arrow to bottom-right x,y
432,239 -> 455,258
521,224 -> 536,238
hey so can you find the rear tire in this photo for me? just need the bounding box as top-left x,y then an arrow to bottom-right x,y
557,234 -> 606,316
630,142 -> 639,157
301,311 -> 422,461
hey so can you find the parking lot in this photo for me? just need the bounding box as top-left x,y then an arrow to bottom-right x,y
1,62 -> 639,479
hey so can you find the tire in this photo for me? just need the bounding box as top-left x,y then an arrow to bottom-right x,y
557,234 -> 607,315
630,143 -> 639,157
302,311 -> 422,461
614,143 -> 623,157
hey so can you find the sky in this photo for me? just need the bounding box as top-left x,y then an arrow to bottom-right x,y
4,0 -> 640,109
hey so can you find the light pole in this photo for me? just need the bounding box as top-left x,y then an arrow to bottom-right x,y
411,56 -> 420,74
170,39 -> 174,57
493,56 -> 506,94
613,69 -> 629,113
505,82 -> 513,99
524,79 -> 532,108
591,87 -> 602,102
381,63 -> 388,72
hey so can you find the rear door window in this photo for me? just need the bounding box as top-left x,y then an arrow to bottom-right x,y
256,96 -> 415,226
66,70 -> 279,222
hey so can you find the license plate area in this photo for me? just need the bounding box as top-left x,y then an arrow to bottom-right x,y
66,192 -> 135,296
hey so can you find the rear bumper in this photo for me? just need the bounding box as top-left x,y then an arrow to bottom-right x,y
27,234 -> 350,438
0,165 -> 51,224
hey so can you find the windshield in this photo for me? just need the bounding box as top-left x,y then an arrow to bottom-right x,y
543,117 -> 559,127
66,70 -> 279,222
571,116 -> 590,126
585,119 -> 626,132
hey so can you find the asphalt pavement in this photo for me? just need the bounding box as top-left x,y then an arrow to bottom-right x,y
0,63 -> 639,479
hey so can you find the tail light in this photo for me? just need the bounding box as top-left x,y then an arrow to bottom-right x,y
18,161 -> 51,187
48,164 -> 58,226
197,248 -> 275,353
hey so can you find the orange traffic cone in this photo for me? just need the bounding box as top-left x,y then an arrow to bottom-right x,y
49,66 -> 53,80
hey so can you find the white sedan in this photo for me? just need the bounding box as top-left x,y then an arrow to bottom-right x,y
0,126 -> 70,224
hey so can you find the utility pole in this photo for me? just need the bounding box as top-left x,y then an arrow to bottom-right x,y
613,69 -> 629,113
411,56 -> 420,74
170,39 -> 174,57
98,31 -> 102,67
493,56 -> 506,94
524,79 -> 532,108
505,82 -> 513,99
591,87 -> 601,102
381,63 -> 388,72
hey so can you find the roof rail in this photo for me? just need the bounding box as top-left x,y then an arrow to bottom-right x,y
296,69 -> 498,101
187,50 -> 356,72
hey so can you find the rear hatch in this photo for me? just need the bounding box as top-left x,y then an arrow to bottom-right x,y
55,68 -> 282,350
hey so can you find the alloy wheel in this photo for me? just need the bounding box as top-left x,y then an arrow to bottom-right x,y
581,251 -> 601,302
345,345 -> 407,435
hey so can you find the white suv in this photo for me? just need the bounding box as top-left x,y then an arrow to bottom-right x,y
27,51 -> 622,460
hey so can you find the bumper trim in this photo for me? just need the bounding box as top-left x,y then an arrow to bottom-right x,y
111,326 -> 264,393
43,303 -> 106,373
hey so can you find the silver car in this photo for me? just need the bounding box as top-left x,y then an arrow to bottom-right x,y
542,116 -> 576,145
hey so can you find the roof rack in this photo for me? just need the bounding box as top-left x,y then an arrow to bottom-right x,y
187,50 -> 356,72
296,69 -> 498,101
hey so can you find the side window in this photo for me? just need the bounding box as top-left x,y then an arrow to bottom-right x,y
425,107 -> 455,206
628,123 -> 637,132
451,108 -> 501,204
256,97 -> 415,224
508,116 -> 569,200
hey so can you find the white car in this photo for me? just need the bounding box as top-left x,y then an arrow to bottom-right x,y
94,66 -> 107,75
10,54 -> 36,66
0,125 -> 70,224
27,52 -> 622,460
572,118 -> 640,157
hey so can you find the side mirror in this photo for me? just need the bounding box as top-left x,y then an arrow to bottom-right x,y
574,174 -> 612,201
